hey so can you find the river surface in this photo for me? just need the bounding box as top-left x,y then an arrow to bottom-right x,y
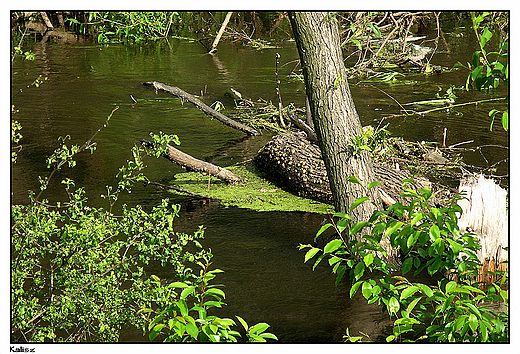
11,21 -> 508,343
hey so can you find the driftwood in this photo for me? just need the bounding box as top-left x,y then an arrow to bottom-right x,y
141,139 -> 242,184
142,81 -> 259,136
254,131 -> 431,206
457,174 -> 508,286
209,12 -> 233,53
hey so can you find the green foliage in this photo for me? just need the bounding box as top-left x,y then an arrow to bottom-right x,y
454,12 -> 508,131
11,118 -> 22,163
301,178 -> 508,342
69,12 -> 183,44
138,262 -> 277,342
11,114 -> 276,342
11,115 -> 208,342
348,124 -> 391,157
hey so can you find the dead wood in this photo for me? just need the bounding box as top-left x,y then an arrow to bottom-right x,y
254,131 -> 431,206
457,173 -> 508,287
142,81 -> 260,136
140,139 -> 242,184
209,12 -> 233,53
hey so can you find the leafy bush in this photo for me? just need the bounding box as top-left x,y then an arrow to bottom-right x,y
300,178 -> 508,342
68,12 -> 183,44
11,111 -> 277,342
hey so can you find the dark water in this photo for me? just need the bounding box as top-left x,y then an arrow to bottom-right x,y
11,23 -> 508,343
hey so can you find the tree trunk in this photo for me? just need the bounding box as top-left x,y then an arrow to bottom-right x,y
289,12 -> 380,223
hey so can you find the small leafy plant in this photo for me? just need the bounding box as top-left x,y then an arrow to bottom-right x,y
138,262 -> 277,342
300,177 -> 508,342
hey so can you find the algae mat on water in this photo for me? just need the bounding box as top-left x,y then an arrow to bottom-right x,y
168,164 -> 333,214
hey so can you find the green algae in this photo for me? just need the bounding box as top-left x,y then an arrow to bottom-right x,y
168,163 -> 334,214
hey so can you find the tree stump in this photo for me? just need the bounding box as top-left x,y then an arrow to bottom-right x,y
457,173 -> 508,288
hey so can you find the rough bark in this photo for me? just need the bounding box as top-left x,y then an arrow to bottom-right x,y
254,131 -> 431,206
142,81 -> 260,136
289,12 -> 380,222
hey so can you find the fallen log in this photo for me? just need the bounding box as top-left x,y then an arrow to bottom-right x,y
142,81 -> 260,136
140,139 -> 242,184
254,131 -> 431,206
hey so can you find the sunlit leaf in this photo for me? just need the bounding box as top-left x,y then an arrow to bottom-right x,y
350,280 -> 363,298
388,296 -> 400,315
304,248 -> 320,263
367,181 -> 383,190
324,239 -> 343,254
350,197 -> 369,212
364,253 -> 374,267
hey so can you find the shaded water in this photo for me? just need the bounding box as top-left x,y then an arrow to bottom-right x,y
11,22 -> 507,342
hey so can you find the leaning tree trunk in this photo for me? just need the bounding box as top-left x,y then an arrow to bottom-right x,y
289,12 -> 381,223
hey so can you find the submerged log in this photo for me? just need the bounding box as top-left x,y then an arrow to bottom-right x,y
142,81 -> 260,136
254,131 -> 431,206
457,174 -> 508,287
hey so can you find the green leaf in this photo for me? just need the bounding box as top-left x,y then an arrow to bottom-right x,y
236,315 -> 248,331
259,332 -> 278,340
401,257 -> 413,275
315,223 -> 332,238
335,265 -> 347,286
429,224 -> 440,242
405,296 -> 422,316
149,324 -> 165,341
304,248 -> 320,263
362,281 -> 373,300
167,281 -> 189,289
385,221 -> 404,236
324,239 -> 343,254
400,285 -> 419,301
350,280 -> 363,298
354,261 -> 365,281
480,27 -> 493,48
502,111 -> 508,130
367,181 -> 383,190
186,321 -> 199,339
176,299 -> 188,317
349,221 -> 368,236
395,317 -> 420,326
346,176 -> 361,185
453,315 -> 467,331
249,323 -> 270,335
445,281 -> 457,294
180,286 -> 196,300
363,253 -> 374,267
427,257 -> 442,275
388,296 -> 400,315
350,197 -> 369,211
386,335 -> 396,342
468,314 -> 478,332
204,288 -> 226,299
479,319 -> 488,341
416,283 -> 433,298
312,254 -> 325,270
